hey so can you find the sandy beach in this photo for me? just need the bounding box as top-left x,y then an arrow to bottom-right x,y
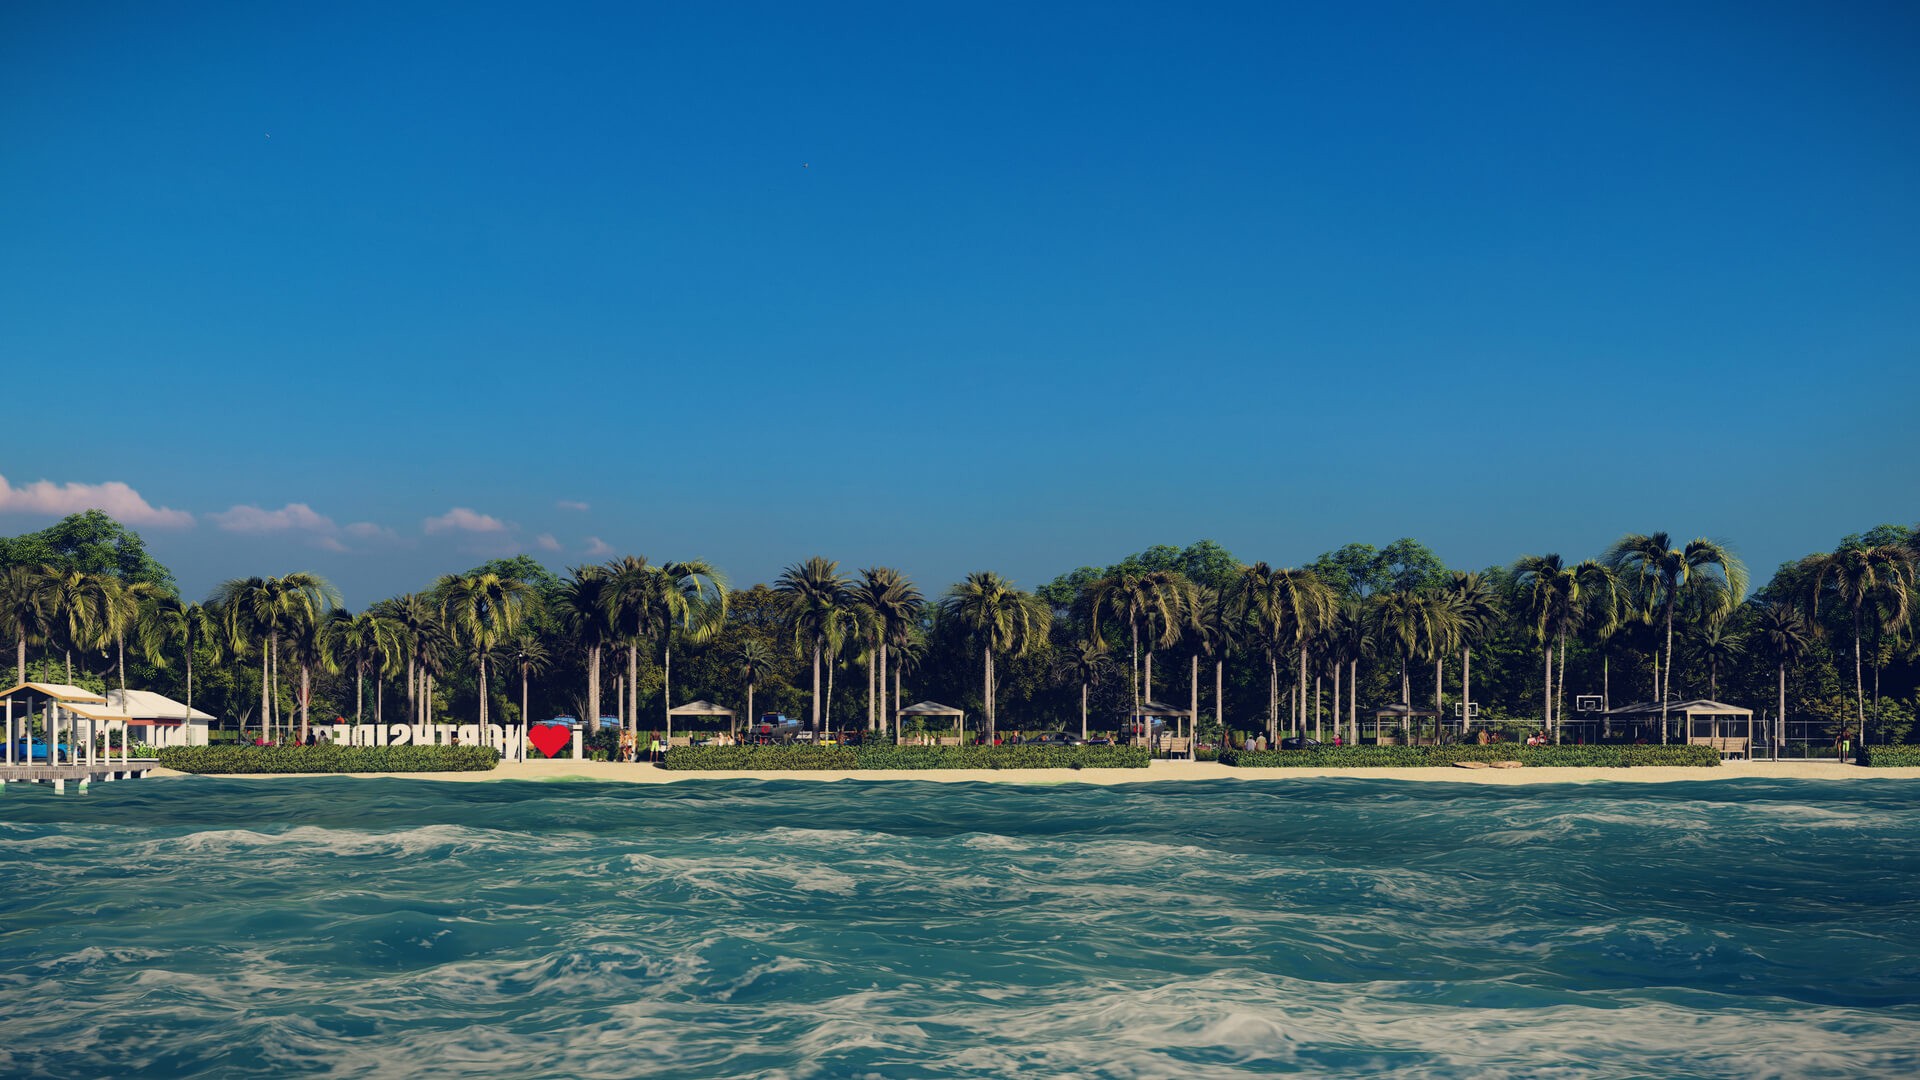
149,759 -> 1920,785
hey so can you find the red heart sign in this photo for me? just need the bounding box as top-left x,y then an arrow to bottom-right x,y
529,725 -> 570,759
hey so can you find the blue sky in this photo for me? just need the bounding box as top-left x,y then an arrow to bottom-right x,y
2,1 -> 1916,605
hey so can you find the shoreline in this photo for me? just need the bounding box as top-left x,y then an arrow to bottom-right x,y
144,759 -> 1920,786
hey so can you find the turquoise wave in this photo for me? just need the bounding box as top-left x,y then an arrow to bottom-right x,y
3,778 -> 1919,1078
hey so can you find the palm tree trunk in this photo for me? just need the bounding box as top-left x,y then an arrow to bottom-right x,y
1129,620 -> 1141,719
1349,659 -> 1358,745
1554,630 -> 1568,743
1214,658 -> 1224,739
1853,610 -> 1867,745
1661,604 -> 1675,745
1777,663 -> 1787,762
811,640 -> 822,732
299,663 -> 311,743
868,633 -> 878,733
355,668 -> 364,724
1542,645 -> 1552,735
982,644 -> 994,743
1190,654 -> 1199,746
664,645 -> 673,742
1080,680 -> 1088,741
1314,673 -> 1322,742
261,648 -> 271,743
117,634 -> 126,693
15,630 -> 25,687
879,641 -> 889,739
1267,653 -> 1279,744
1602,653 -> 1611,739
744,680 -> 754,742
1332,660 -> 1342,743
627,643 -> 639,742
1461,647 -> 1471,735
1298,645 -> 1308,740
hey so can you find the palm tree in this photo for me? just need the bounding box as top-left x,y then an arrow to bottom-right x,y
211,573 -> 339,742
99,579 -> 162,694
1754,602 -> 1810,761
508,632 -> 550,731
1330,599 -> 1374,745
604,556 -> 727,740
1443,572 -> 1501,735
1801,544 -> 1914,745
1606,533 -> 1748,744
46,569 -> 109,685
1088,569 -> 1188,724
0,564 -> 52,685
941,571 -> 1050,742
320,610 -> 400,725
1513,556 -> 1617,740
1051,638 -> 1114,742
554,567 -> 613,731
1231,564 -> 1335,743
282,603 -> 327,743
439,572 -> 532,728
1184,586 -> 1235,745
1685,622 -> 1746,701
775,556 -> 850,733
139,596 -> 215,714
851,567 -> 924,738
734,637 -> 777,742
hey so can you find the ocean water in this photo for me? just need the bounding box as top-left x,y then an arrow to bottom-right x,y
3,777 -> 1919,1079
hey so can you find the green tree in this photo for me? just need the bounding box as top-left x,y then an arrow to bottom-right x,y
1754,602 -> 1810,760
1606,533 -> 1747,743
553,567 -> 613,728
211,573 -> 339,742
1051,638 -> 1115,742
439,572 -> 533,728
1444,572 -> 1502,734
0,564 -> 52,684
775,556 -> 850,733
851,567 -> 924,739
734,637 -> 778,741
320,609 -> 401,725
1801,544 -> 1914,744
941,571 -> 1050,742
1231,564 -> 1335,742
1089,568 -> 1190,723
139,596 -> 216,713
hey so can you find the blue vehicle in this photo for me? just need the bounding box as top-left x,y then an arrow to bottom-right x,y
11,737 -> 71,763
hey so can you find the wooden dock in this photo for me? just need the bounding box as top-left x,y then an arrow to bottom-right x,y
0,759 -> 161,786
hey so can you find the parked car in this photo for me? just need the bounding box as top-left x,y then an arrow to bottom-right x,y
11,737 -> 70,763
1014,732 -> 1083,747
1085,736 -> 1115,747
1279,736 -> 1322,750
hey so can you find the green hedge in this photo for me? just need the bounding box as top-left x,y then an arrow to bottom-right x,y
157,745 -> 500,774
663,744 -> 1151,771
1861,745 -> 1920,768
1219,744 -> 1721,769
662,745 -> 859,771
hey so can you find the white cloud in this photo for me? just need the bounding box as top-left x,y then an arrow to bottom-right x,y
315,536 -> 350,553
344,521 -> 393,539
583,536 -> 614,557
211,502 -> 335,534
556,500 -> 590,512
0,473 -> 193,528
424,507 -> 507,534
535,533 -> 562,552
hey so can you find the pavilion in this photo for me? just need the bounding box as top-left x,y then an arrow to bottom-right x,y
1131,700 -> 1193,752
1368,702 -> 1445,745
667,699 -> 735,741
896,700 -> 966,744
1601,699 -> 1755,757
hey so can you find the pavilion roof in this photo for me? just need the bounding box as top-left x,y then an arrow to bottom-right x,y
897,700 -> 964,716
1602,699 -> 1752,717
0,682 -> 107,704
1132,700 -> 1191,717
667,699 -> 735,717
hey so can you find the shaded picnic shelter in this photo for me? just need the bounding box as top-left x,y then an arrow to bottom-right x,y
667,699 -> 735,741
1600,699 -> 1755,757
1131,700 -> 1193,751
1368,702 -> 1445,745
896,700 -> 966,744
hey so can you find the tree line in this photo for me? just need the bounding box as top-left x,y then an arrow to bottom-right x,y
3,511 -> 1917,748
